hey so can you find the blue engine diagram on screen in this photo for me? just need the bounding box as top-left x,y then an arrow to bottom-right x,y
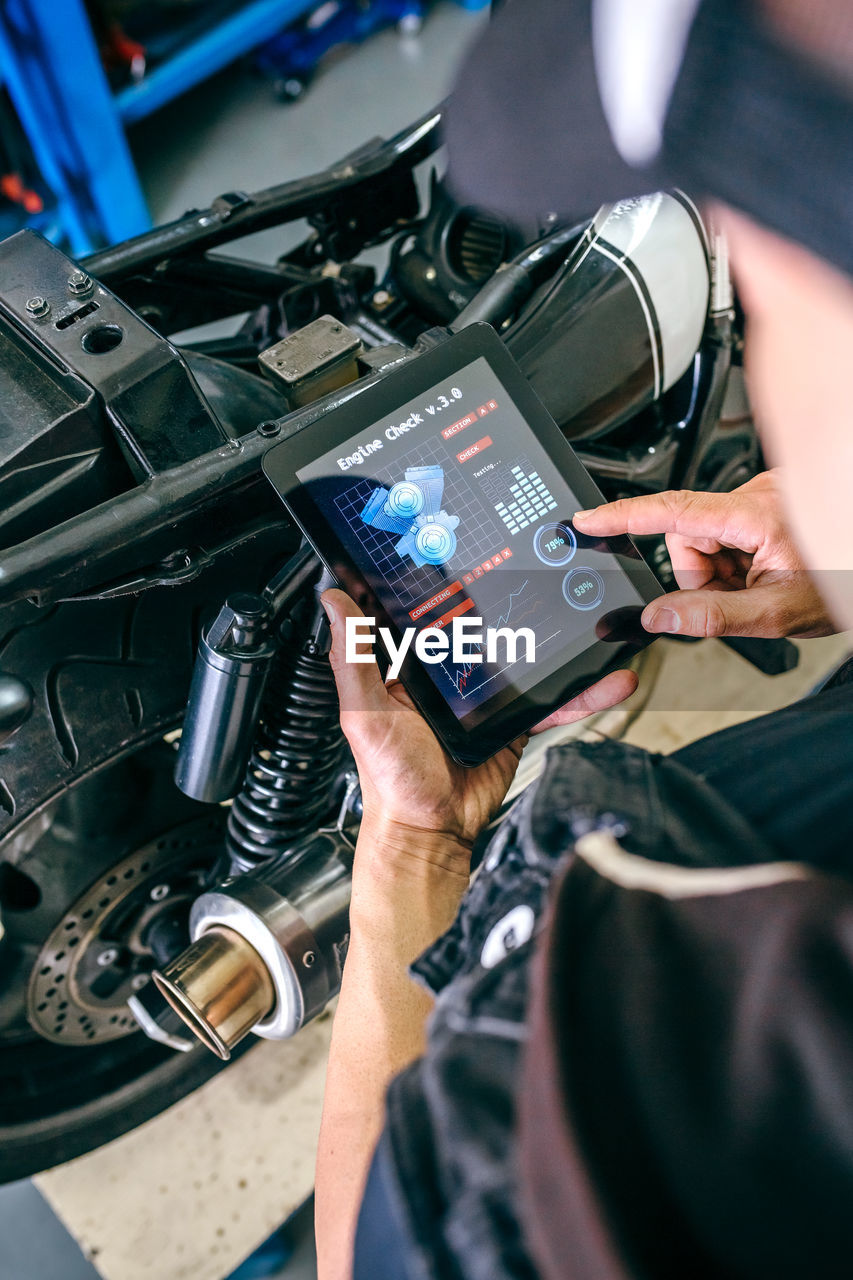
359,464 -> 460,568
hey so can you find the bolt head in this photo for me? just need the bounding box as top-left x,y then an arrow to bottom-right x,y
68,271 -> 93,295
424,267 -> 438,283
25,296 -> 49,317
372,289 -> 392,308
97,947 -> 119,967
227,592 -> 267,622
256,420 -> 281,438
131,974 -> 149,991
149,883 -> 170,902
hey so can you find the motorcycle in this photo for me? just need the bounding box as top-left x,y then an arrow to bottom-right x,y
0,106 -> 765,1181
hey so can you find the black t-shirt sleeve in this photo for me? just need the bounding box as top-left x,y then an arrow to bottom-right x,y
353,1137 -> 416,1280
519,844 -> 853,1280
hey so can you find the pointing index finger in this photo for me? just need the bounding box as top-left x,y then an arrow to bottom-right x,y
574,493 -> 690,537
574,490 -> 759,547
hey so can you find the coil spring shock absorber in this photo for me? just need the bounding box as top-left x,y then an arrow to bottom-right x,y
225,597 -> 346,873
152,561 -> 357,1058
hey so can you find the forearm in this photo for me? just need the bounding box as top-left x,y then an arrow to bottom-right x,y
314,819 -> 470,1280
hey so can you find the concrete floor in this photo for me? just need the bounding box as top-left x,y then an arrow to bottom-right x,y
131,2 -> 486,264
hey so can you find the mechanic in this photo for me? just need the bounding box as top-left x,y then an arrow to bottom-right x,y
314,1 -> 853,1276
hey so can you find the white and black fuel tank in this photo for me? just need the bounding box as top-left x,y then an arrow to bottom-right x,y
505,191 -> 710,440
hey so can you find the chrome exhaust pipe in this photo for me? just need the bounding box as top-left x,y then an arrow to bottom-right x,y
153,926 -> 275,1060
151,828 -> 353,1059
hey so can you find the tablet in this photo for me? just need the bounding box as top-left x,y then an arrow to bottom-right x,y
263,323 -> 661,765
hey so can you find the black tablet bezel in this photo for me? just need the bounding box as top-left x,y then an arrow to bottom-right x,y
263,323 -> 662,765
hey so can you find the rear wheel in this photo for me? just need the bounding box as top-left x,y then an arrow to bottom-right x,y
0,749 -> 232,1180
0,523 -> 297,1181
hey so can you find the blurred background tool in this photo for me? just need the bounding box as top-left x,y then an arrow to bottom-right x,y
0,0 -> 459,253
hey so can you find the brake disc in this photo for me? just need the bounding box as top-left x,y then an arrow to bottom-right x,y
27,814 -> 221,1046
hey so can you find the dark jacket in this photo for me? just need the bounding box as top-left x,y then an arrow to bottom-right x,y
355,680 -> 853,1279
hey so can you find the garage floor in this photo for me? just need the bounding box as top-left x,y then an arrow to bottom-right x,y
133,1 -> 486,260
1,5 -> 851,1278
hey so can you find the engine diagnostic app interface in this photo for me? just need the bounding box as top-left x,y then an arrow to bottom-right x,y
264,324 -> 661,764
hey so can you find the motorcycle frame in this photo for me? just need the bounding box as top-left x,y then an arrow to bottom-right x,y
0,104 -> 731,609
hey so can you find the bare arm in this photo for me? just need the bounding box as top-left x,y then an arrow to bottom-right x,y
315,819 -> 469,1280
313,588 -> 636,1280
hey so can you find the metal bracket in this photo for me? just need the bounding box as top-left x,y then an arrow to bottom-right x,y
324,771 -> 362,852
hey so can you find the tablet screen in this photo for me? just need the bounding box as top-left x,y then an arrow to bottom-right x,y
294,353 -> 646,729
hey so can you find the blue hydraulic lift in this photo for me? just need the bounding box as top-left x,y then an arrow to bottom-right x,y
0,0 -> 317,254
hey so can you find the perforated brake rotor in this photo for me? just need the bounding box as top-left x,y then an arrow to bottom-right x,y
27,815 -> 223,1046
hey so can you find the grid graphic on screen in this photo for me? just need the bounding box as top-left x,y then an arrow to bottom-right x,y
333,435 -> 504,609
478,457 -> 558,535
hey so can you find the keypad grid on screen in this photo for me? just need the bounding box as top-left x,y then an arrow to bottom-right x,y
478,457 -> 558,535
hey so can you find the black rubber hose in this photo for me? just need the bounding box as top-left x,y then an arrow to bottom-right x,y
263,542 -> 321,618
450,220 -> 589,331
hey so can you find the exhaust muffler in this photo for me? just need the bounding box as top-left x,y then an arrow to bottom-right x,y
151,828 -> 352,1059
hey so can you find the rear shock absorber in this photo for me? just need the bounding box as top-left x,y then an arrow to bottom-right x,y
147,562 -> 356,1056
225,594 -> 346,874
174,552 -> 348,874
